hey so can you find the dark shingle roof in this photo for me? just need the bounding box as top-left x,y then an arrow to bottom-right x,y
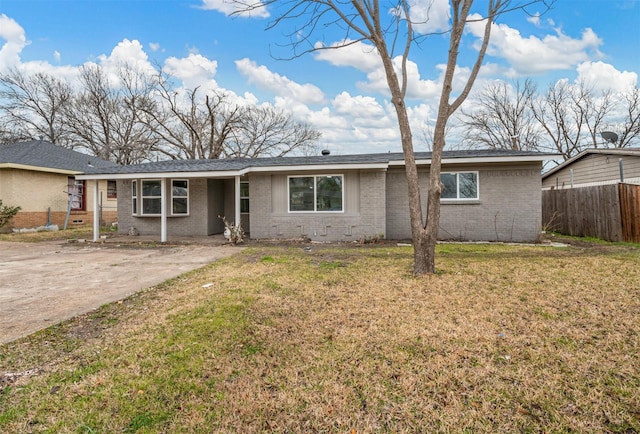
81,148 -> 552,176
0,140 -> 118,173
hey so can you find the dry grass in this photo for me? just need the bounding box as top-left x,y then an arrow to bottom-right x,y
1,241 -> 639,433
0,227 -> 96,243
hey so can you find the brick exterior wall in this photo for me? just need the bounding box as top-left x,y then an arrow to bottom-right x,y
1,168 -> 117,231
249,170 -> 386,242
9,210 -> 117,230
386,163 -> 543,242
116,178 -> 213,236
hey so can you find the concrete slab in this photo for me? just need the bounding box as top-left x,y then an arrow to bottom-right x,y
0,239 -> 240,344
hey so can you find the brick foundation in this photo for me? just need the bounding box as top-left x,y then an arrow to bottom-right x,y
7,210 -> 118,230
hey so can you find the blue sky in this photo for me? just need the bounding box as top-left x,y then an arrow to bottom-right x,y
0,0 -> 639,155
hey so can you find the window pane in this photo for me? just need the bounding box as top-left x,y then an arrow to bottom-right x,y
441,173 -> 457,199
143,198 -> 161,214
132,198 -> 137,214
459,172 -> 478,199
240,182 -> 249,197
142,180 -> 161,196
289,177 -> 314,211
316,176 -> 342,211
240,198 -> 250,213
132,180 -> 137,197
172,198 -> 188,214
107,180 -> 117,199
172,180 -> 188,197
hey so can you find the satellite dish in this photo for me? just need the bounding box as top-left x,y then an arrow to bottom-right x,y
601,131 -> 619,144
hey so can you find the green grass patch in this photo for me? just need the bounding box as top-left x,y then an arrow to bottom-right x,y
1,241 -> 639,432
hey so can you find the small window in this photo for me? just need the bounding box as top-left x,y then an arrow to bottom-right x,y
107,180 -> 117,199
441,172 -> 479,200
141,180 -> 162,215
240,181 -> 249,213
288,175 -> 343,212
132,180 -> 138,214
172,180 -> 189,215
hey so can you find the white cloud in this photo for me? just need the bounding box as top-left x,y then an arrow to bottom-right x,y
199,0 -> 269,18
53,50 -> 61,63
409,0 -> 451,34
467,13 -> 604,75
235,58 -> 325,104
163,53 -> 219,92
149,42 -> 161,52
575,61 -> 638,92
0,14 -> 28,71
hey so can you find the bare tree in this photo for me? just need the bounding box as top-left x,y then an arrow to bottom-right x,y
459,79 -> 541,150
226,105 -> 321,158
532,80 -> 615,160
0,68 -> 72,145
65,64 -> 156,164
235,0 -> 550,274
610,86 -> 640,148
140,73 -> 243,160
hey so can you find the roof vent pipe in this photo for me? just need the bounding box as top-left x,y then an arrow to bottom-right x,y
321,149 -> 330,156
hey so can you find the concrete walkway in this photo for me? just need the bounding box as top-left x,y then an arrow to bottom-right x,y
0,238 -> 240,344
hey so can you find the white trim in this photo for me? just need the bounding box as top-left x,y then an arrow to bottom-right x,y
235,175 -> 241,226
160,178 -> 167,243
287,174 -> 345,213
92,180 -> 100,242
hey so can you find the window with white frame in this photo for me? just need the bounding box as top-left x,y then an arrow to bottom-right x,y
240,181 -> 249,213
132,180 -> 138,214
141,180 -> 162,215
441,172 -> 479,200
171,180 -> 189,215
288,175 -> 343,212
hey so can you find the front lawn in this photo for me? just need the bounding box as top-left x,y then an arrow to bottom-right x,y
1,242 -> 638,432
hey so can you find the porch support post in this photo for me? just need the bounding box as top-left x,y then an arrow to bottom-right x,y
161,178 -> 167,243
92,180 -> 100,242
235,175 -> 241,226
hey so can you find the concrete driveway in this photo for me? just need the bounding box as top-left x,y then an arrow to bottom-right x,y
0,239 -> 239,344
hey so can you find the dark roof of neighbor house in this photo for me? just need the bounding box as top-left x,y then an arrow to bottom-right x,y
0,140 -> 118,173
80,149 -> 554,177
542,148 -> 640,179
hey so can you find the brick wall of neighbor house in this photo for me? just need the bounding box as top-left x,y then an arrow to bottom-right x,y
116,178 -> 210,236
248,170 -> 386,242
386,162 -> 543,242
0,169 -> 117,230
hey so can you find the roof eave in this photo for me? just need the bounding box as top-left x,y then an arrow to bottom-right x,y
0,162 -> 82,175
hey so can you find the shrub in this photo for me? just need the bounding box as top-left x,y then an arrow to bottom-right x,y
0,200 -> 21,229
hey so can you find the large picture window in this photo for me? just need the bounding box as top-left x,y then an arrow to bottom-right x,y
172,180 -> 189,215
441,172 -> 479,200
289,175 -> 343,212
141,180 -> 162,215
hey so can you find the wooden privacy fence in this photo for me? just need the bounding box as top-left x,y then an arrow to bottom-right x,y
542,183 -> 640,243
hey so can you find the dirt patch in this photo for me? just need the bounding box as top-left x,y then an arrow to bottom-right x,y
0,240 -> 240,344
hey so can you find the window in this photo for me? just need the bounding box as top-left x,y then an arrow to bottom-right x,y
171,180 -> 189,215
288,175 -> 343,212
240,181 -> 249,213
132,180 -> 138,214
441,172 -> 479,200
107,180 -> 117,199
141,180 -> 162,215
67,177 -> 85,211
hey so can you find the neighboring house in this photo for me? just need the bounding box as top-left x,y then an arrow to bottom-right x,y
78,149 -> 554,243
0,140 -> 119,231
542,148 -> 640,190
